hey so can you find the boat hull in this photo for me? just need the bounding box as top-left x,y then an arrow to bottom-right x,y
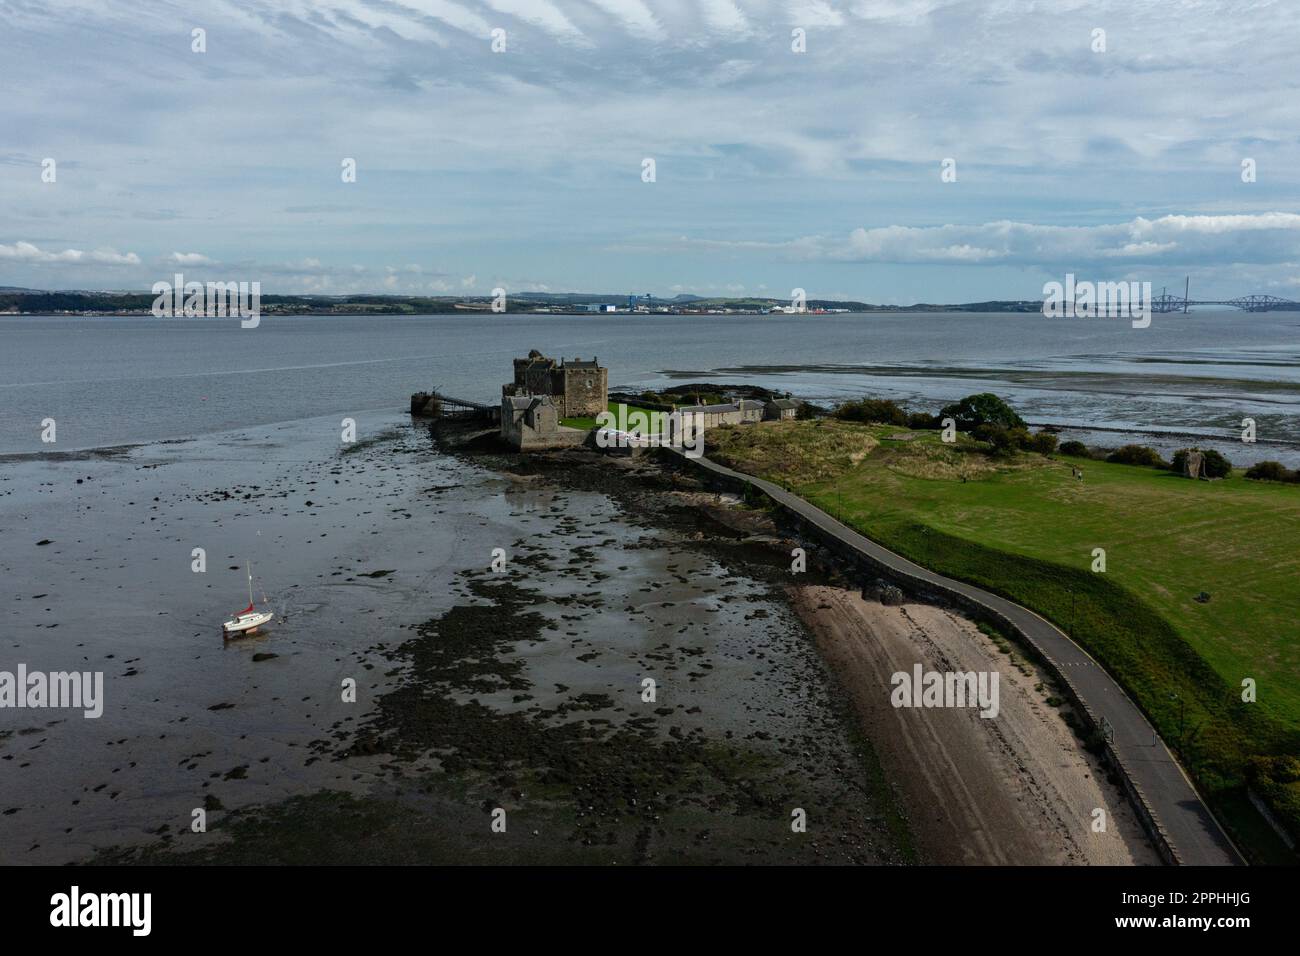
222,610 -> 274,637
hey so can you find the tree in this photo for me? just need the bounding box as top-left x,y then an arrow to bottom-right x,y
834,398 -> 908,426
940,393 -> 1025,432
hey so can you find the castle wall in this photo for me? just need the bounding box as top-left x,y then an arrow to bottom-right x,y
557,366 -> 607,418
500,395 -> 587,450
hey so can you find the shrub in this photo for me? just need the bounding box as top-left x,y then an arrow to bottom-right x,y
1245,460 -> 1293,482
834,398 -> 908,426
1026,431 -> 1059,455
939,393 -> 1025,432
1171,447 -> 1233,478
974,423 -> 1018,455
1106,444 -> 1168,468
906,411 -> 942,430
1203,449 -> 1233,478
1059,440 -> 1089,457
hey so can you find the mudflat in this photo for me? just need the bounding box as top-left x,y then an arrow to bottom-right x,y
2,417 -> 910,864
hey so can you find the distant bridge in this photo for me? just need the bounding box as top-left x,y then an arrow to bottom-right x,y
1151,278 -> 1299,313
1153,293 -> 1299,314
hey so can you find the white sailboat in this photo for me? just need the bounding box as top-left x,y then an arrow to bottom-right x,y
222,561 -> 274,637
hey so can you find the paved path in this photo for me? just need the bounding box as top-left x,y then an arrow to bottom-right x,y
683,452 -> 1242,866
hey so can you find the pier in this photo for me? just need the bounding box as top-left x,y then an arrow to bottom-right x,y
410,390 -> 501,424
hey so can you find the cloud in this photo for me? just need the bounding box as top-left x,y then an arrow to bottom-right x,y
169,252 -> 214,265
686,213 -> 1300,269
0,241 -> 140,265
482,0 -> 588,43
698,0 -> 751,35
392,0 -> 493,37
584,0 -> 665,41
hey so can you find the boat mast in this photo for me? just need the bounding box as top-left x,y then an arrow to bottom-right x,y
247,561 -> 253,606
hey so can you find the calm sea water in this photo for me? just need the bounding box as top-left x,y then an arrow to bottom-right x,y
3,310 -> 1299,463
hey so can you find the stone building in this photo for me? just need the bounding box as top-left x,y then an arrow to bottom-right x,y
675,398 -> 803,430
500,394 -> 586,450
505,350 -> 608,418
764,398 -> 799,420
675,399 -> 767,430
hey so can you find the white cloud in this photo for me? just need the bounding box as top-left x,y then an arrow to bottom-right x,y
0,241 -> 140,265
685,213 -> 1300,267
584,0 -> 666,41
482,0 -> 588,42
788,0 -> 845,27
698,0 -> 751,35
392,0 -> 492,37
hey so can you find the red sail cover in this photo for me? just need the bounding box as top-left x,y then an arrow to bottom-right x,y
240,603 -> 254,616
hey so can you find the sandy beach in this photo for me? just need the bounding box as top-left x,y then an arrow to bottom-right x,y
790,585 -> 1159,865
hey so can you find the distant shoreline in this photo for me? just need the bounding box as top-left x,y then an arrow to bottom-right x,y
3,308 -> 1049,317
7,287 -> 1300,319
0,292 -> 1054,318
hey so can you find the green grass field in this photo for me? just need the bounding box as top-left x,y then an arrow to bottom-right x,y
560,401 -> 666,433
706,418 -> 1300,860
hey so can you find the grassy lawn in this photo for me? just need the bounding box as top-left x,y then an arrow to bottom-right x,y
706,418 -> 1300,860
561,401 -> 666,432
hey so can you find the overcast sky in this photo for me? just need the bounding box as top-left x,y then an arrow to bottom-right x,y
2,0 -> 1298,301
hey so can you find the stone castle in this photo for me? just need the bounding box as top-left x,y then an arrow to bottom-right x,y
410,350 -> 801,452
499,351 -> 607,450
504,350 -> 607,419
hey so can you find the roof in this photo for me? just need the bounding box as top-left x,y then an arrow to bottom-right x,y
678,400 -> 763,415
767,398 -> 799,409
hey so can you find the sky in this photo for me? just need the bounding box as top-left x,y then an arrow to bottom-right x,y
1,0 -> 1299,302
